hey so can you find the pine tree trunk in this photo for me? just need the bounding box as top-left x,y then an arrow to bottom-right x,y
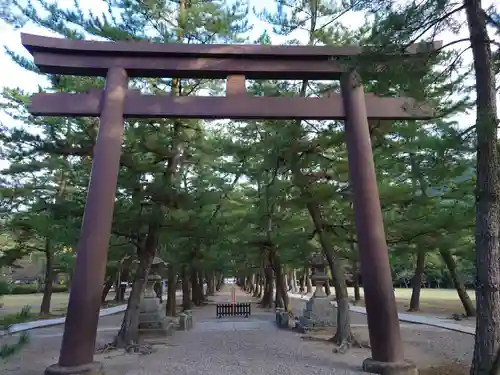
115,258 -> 132,303
114,278 -> 121,302
260,266 -> 273,308
117,283 -> 127,302
153,278 -> 163,303
301,267 -> 307,293
181,265 -> 192,310
166,263 -> 177,316
245,275 -> 251,292
440,249 -> 476,317
114,245 -> 155,348
253,273 -> 261,297
41,172 -> 66,315
353,260 -> 361,302
215,272 -> 223,291
408,249 -> 425,312
190,267 -> 204,305
198,271 -> 205,297
283,272 -> 289,291
271,251 -> 289,310
324,281 -> 331,296
40,239 -> 54,316
101,276 -> 115,304
190,268 -> 198,304
246,274 -> 253,293
306,200 -> 353,345
206,271 -> 215,295
257,274 -> 264,298
306,273 -> 313,294
291,269 -> 298,293
465,1 -> 500,373
274,278 -> 282,308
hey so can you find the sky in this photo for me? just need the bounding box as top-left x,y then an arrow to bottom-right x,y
0,0 -> 461,93
0,0 -> 497,148
0,0 -> 366,136
0,0 -> 325,92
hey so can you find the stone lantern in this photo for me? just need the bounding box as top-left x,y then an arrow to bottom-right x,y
310,253 -> 328,297
295,252 -> 336,331
138,256 -> 174,335
141,256 -> 165,303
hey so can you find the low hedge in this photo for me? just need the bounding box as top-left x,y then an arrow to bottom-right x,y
9,284 -> 68,295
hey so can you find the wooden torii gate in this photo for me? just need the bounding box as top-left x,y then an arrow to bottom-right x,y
21,33 -> 438,375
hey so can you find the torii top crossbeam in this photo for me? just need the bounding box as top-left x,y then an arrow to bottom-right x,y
21,33 -> 440,120
21,33 -> 441,80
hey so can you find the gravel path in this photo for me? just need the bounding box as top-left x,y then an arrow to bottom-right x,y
96,287 -> 365,375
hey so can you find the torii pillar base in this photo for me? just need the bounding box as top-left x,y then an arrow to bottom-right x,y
45,362 -> 104,375
362,358 -> 418,375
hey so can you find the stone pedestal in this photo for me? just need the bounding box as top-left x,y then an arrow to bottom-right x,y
138,274 -> 175,335
275,307 -> 290,329
177,310 -> 193,331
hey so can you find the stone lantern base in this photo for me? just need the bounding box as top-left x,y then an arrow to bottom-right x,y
297,293 -> 337,330
295,277 -> 336,332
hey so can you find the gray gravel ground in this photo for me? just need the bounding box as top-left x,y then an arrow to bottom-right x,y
288,295 -> 475,367
2,288 -> 366,375
97,288 -> 367,375
111,318 -> 366,375
0,287 -> 475,375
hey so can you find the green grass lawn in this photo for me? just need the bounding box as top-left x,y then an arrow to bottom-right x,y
0,290 -> 127,323
0,293 -> 70,310
0,287 -> 474,319
347,287 -> 476,316
0,293 -> 69,324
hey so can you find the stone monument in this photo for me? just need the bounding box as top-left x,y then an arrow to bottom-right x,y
295,253 -> 336,332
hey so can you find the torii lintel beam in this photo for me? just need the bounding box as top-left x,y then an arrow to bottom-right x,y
29,90 -> 434,120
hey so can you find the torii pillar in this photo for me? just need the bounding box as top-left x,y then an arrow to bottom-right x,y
341,69 -> 418,375
44,67 -> 128,375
